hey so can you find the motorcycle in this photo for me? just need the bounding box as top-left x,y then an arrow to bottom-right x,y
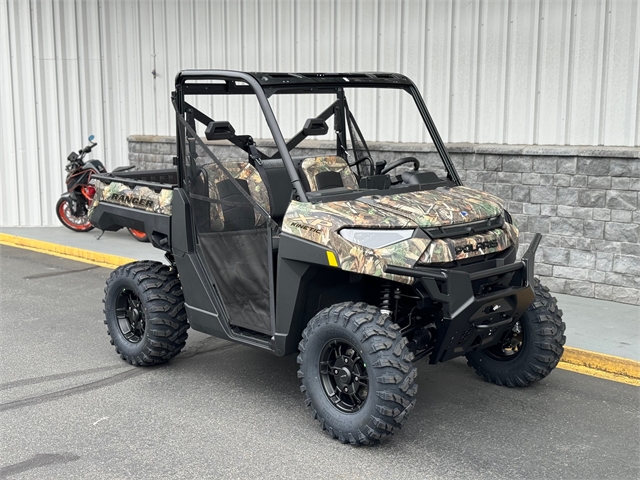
56,135 -> 149,242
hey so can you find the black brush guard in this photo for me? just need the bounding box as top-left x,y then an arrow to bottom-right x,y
385,234 -> 542,364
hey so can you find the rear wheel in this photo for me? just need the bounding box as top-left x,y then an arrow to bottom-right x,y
465,279 -> 566,387
127,228 -> 149,242
298,302 -> 418,445
103,261 -> 189,366
56,197 -> 94,232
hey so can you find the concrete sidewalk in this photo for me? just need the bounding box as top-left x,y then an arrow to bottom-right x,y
2,225 -> 639,363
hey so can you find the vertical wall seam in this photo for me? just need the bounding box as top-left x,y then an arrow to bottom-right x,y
564,0 -> 576,145
501,0 -> 512,144
29,0 -> 44,224
472,0 -> 482,144
446,0 -> 455,142
597,0 -> 611,145
532,0 -> 543,145
7,0 -> 21,223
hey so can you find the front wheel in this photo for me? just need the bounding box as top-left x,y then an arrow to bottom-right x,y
465,279 -> 566,387
56,196 -> 94,232
298,302 -> 418,446
103,261 -> 189,366
127,228 -> 149,242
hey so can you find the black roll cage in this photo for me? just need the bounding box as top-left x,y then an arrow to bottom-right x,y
173,70 -> 462,203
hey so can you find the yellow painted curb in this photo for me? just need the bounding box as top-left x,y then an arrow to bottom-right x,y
0,233 -> 134,269
560,346 -> 640,386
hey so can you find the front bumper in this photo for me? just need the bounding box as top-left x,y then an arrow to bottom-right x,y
385,233 -> 542,364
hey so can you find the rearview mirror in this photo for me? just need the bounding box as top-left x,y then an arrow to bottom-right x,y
88,134 -> 95,142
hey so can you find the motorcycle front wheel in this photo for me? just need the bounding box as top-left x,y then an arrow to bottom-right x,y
56,197 -> 94,232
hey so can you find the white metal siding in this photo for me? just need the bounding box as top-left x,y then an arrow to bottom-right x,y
1,0 -> 639,226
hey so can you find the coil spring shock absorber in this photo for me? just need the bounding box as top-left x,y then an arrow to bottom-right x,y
380,282 -> 400,319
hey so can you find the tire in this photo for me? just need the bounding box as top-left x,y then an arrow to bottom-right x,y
56,197 -> 94,232
465,278 -> 566,387
103,261 -> 189,366
298,302 -> 418,446
127,227 -> 150,242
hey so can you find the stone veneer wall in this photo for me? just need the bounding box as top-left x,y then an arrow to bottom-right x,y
128,135 -> 640,305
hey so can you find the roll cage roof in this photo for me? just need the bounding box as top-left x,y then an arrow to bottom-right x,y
173,69 -> 461,201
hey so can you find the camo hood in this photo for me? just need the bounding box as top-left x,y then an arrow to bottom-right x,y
282,186 -> 516,284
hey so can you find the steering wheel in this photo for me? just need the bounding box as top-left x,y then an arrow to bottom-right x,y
380,156 -> 420,185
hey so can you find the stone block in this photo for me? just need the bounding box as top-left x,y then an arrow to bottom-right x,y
630,178 -> 640,191
483,183 -> 512,200
557,157 -> 577,174
621,274 -> 640,289
554,174 -> 572,187
540,234 -> 561,247
578,190 -> 606,208
588,270 -> 606,283
604,272 -> 624,286
466,182 -> 484,191
634,211 -> 640,224
535,263 -> 553,276
595,252 -> 614,271
521,173 -> 540,185
528,216 -> 550,233
484,155 -> 502,171
583,220 -> 604,239
577,157 -> 610,175
610,158 -> 640,177
549,217 -> 583,237
530,186 -> 557,204
612,255 -> 640,275
539,174 -> 555,186
611,210 -> 633,223
571,175 -> 588,188
533,157 -> 557,173
556,188 -> 580,206
507,202 -> 523,213
496,172 -> 521,183
561,236 -> 591,251
591,239 -> 621,253
611,177 -> 630,190
587,176 -> 611,189
512,187 -> 530,202
566,280 -> 595,297
553,265 -> 590,280
605,191 -> 637,210
476,171 -> 497,183
503,156 -> 532,172
463,154 -> 484,170
621,243 -> 640,256
595,284 -> 640,305
540,246 -> 570,265
592,208 -> 611,221
556,205 -> 573,217
540,205 -> 557,216
572,207 -> 593,219
604,222 -> 640,243
523,203 -> 540,215
511,214 -> 528,231
543,277 -> 568,294
568,250 -> 596,268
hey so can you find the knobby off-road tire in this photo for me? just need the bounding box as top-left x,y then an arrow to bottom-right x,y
298,302 -> 418,446
466,278 -> 566,387
103,261 -> 189,366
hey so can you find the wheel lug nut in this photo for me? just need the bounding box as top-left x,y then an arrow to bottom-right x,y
355,376 -> 359,382
334,369 -> 339,374
344,387 -> 348,392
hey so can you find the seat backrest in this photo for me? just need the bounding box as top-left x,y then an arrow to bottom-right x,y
299,156 -> 358,191
201,160 -> 271,231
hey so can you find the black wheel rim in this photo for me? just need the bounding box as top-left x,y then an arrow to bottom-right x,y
319,339 -> 369,413
115,288 -> 146,343
485,320 -> 524,361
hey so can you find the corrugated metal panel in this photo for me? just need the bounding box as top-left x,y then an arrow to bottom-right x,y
1,0 -> 639,226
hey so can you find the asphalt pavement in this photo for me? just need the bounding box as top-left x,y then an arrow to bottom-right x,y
1,245 -> 639,479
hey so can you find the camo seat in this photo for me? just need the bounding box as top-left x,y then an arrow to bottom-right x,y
198,161 -> 271,231
299,156 -> 358,191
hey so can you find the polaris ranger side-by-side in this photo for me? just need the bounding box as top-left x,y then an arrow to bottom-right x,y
89,70 -> 565,445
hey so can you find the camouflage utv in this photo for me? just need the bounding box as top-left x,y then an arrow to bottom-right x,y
90,70 -> 566,446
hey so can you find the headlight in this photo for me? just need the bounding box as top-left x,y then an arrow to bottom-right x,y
340,229 -> 415,249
